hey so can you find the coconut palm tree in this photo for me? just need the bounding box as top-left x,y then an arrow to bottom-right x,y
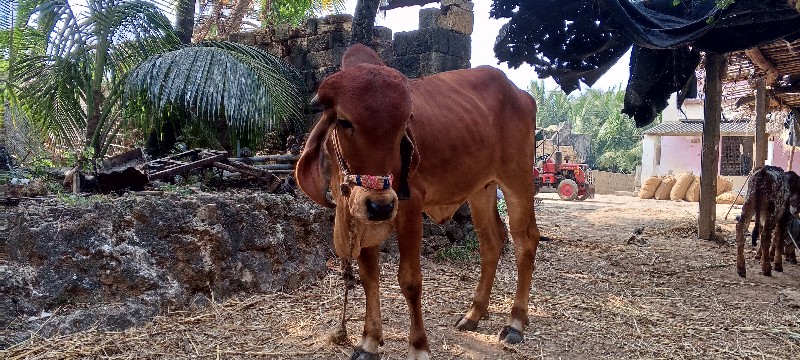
11,0 -> 180,161
123,41 -> 305,152
10,0 -> 306,163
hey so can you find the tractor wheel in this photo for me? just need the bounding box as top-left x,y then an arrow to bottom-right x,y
575,185 -> 591,201
557,179 -> 579,201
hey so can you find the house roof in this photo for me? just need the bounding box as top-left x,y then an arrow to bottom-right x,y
643,120 -> 754,136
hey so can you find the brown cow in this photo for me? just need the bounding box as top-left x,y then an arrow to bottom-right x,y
296,44 -> 540,359
736,165 -> 800,277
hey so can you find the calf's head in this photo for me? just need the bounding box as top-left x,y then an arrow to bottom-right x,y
296,45 -> 418,259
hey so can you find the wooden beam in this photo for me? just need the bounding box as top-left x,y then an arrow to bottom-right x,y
699,52 -> 726,240
745,48 -> 779,86
755,77 -> 767,169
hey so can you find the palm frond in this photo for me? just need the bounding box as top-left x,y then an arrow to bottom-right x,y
124,41 -> 305,144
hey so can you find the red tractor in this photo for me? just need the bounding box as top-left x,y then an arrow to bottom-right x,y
533,151 -> 595,201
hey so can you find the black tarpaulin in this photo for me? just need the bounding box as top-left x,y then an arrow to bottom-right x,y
492,0 -> 800,127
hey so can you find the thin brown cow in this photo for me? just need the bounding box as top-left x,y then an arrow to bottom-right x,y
296,44 -> 541,359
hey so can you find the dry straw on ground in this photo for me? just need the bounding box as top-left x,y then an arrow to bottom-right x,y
4,194 -> 800,359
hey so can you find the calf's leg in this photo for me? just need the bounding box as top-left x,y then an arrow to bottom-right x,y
455,186 -> 505,331
736,200 -> 755,277
761,221 -> 775,276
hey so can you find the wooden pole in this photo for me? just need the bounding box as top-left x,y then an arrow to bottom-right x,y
754,77 -> 767,169
790,117 -> 800,171
699,52 -> 726,240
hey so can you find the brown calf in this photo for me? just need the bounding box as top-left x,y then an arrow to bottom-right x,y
296,44 -> 540,359
736,165 -> 800,277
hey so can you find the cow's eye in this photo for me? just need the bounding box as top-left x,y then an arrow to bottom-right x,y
338,119 -> 354,129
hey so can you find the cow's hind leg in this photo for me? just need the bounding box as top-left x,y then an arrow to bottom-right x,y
455,186 -> 506,332
498,181 -> 540,344
352,246 -> 383,360
773,216 -> 789,272
736,198 -> 755,277
761,221 -> 775,276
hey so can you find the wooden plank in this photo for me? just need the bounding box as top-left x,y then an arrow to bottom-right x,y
699,52 -> 726,240
148,153 -> 227,180
228,154 -> 299,163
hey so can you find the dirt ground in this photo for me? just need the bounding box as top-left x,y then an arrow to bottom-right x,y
4,194 -> 800,359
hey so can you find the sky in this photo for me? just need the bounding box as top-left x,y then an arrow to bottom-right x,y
344,0 -> 631,93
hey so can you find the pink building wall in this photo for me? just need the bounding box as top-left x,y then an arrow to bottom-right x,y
659,136 -> 703,175
769,138 -> 800,171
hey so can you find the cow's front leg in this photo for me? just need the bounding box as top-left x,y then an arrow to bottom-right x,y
396,211 -> 430,360
352,246 -> 383,360
736,202 -> 755,277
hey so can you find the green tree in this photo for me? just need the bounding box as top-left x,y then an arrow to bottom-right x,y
11,0 -> 180,161
528,82 -> 660,173
124,41 -> 305,150
9,0 -> 306,163
528,80 -> 572,129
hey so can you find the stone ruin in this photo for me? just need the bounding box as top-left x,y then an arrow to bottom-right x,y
227,0 -> 474,94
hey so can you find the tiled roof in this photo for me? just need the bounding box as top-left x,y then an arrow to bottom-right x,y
643,120 -> 754,136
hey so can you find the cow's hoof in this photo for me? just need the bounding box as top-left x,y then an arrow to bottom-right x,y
788,257 -> 798,265
737,269 -> 746,278
350,347 -> 380,360
455,315 -> 478,331
498,325 -> 524,344
775,264 -> 784,272
762,270 -> 772,277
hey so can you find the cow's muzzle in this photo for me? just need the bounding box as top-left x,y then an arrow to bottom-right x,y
366,199 -> 394,221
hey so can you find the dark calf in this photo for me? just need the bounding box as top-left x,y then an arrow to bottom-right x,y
736,165 -> 800,277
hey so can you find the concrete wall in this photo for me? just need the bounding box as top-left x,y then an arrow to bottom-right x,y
593,170 -> 636,194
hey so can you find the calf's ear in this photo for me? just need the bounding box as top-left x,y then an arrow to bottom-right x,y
296,111 -> 336,207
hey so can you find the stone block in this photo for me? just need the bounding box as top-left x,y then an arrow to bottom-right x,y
419,52 -> 468,76
317,14 -> 353,34
307,46 -> 347,69
305,18 -> 318,35
314,66 -> 339,86
441,0 -> 474,11
287,37 -> 308,54
228,32 -> 256,46
394,28 -> 452,56
448,31 -> 472,59
419,8 -> 440,29
274,24 -> 291,41
372,26 -> 393,43
260,43 -> 287,58
307,31 -> 349,52
438,5 -> 473,35
394,55 -> 421,78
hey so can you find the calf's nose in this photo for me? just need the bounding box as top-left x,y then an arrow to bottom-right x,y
366,199 -> 394,221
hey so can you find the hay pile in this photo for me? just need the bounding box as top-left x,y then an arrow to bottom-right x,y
5,195 -> 800,359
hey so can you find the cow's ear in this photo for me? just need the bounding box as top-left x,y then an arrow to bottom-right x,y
296,112 -> 336,208
397,119 -> 420,200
